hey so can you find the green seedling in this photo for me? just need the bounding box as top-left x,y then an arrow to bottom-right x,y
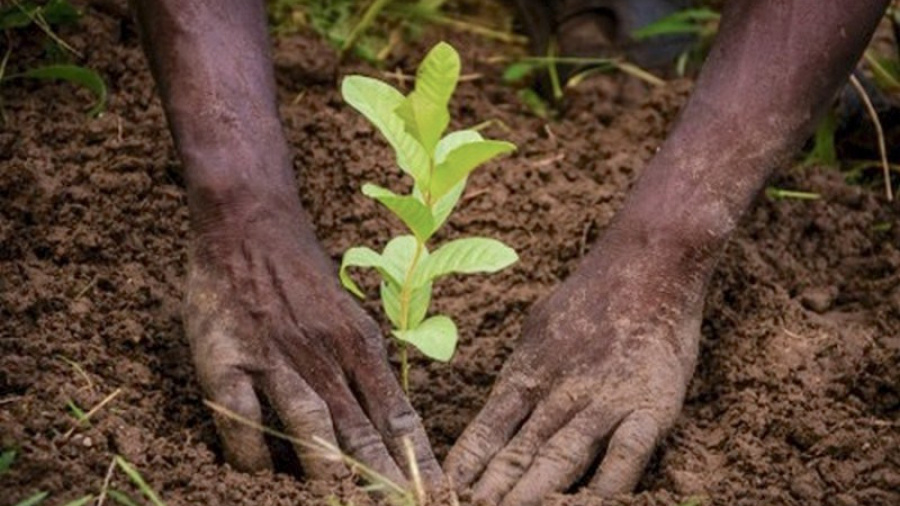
339,42 -> 518,391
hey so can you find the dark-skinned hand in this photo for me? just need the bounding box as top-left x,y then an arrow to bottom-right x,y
183,196 -> 442,485
445,231 -> 706,505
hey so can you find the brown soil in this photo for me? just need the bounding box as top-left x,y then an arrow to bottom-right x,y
2,4 -> 899,506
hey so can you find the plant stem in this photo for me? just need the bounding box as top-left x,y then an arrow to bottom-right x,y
397,239 -> 425,393
399,344 -> 409,393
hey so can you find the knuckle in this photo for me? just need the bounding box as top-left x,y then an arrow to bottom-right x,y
386,407 -> 421,438
284,395 -> 331,425
342,424 -> 384,456
212,385 -> 258,419
614,422 -> 657,456
494,447 -> 532,475
536,440 -> 580,468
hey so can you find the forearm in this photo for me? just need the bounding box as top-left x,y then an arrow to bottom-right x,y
601,0 -> 888,268
131,0 -> 299,225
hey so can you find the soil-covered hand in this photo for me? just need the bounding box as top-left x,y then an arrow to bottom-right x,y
183,197 -> 441,484
445,234 -> 706,505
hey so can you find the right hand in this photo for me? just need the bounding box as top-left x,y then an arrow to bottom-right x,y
183,196 -> 442,485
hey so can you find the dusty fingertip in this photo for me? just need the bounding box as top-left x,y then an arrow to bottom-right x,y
589,411 -> 661,497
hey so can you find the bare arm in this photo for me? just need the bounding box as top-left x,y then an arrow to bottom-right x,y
446,1 -> 889,504
130,0 -> 441,482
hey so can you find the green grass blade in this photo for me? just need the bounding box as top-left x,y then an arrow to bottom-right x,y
341,0 -> 392,54
632,8 -> 720,40
107,490 -> 139,506
114,456 -> 166,506
63,495 -> 95,506
14,64 -> 107,116
14,491 -> 49,506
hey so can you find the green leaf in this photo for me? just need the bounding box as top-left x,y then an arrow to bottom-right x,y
381,235 -> 426,287
517,88 -> 551,119
416,237 -> 517,284
380,281 -> 403,328
0,3 -> 36,30
804,110 -> 837,166
41,0 -> 82,26
502,62 -> 538,83
342,76 -> 429,183
381,280 -> 432,329
392,315 -> 458,361
407,282 -> 432,328
340,247 -> 399,298
14,65 -> 107,116
435,130 -> 483,164
431,140 -> 515,200
63,495 -> 95,506
362,183 -> 435,241
14,492 -> 48,506
395,91 -> 449,154
431,179 -> 465,230
414,42 -> 460,110
411,175 -> 466,231
0,449 -> 15,474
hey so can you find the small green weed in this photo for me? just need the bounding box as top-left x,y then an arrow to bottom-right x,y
1,448 -> 95,506
269,0 -> 522,63
339,42 -> 517,391
632,7 -> 720,76
0,0 -> 107,117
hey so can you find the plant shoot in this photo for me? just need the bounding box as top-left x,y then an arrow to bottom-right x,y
339,42 -> 517,391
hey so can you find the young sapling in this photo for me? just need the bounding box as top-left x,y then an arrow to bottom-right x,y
339,42 -> 518,391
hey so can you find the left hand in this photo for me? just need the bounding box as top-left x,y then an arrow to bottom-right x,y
444,232 -> 706,505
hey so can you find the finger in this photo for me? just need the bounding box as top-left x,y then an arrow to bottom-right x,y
261,364 -> 349,480
443,378 -> 535,491
326,379 -> 406,485
589,410 -> 660,497
500,406 -> 624,506
472,391 -> 584,504
352,355 -> 442,486
204,367 -> 273,472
